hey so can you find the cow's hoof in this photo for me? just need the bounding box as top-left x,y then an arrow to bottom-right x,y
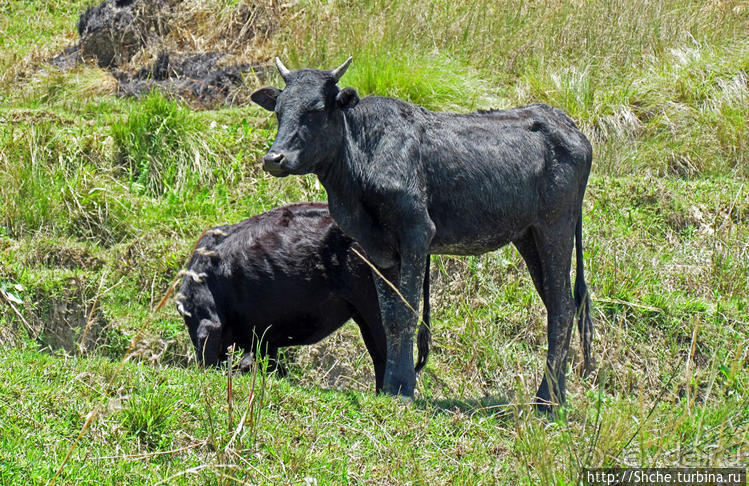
400,394 -> 416,406
533,396 -> 554,415
382,377 -> 415,398
580,359 -> 597,378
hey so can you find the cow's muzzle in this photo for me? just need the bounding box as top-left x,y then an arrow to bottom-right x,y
262,152 -> 289,177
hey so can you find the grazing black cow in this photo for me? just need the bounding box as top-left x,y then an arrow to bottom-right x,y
176,202 -> 431,392
251,58 -> 594,410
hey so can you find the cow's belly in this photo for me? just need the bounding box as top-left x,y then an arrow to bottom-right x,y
426,192 -> 538,256
429,234 -> 513,256
428,220 -> 520,255
422,171 -> 544,255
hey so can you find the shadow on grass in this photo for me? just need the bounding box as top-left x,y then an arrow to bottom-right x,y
414,395 -> 516,421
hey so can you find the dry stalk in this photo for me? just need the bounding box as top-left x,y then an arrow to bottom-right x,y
593,297 -> 662,313
350,247 -> 420,319
227,343 -> 235,431
0,287 -> 39,341
77,269 -> 109,353
89,440 -> 206,461
685,320 -> 700,415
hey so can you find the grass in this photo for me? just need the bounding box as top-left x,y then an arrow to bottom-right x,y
0,0 -> 747,483
111,90 -> 218,195
280,0 -> 748,176
0,341 -> 745,483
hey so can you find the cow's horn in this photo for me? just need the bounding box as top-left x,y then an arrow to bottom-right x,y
331,56 -> 353,82
275,57 -> 290,80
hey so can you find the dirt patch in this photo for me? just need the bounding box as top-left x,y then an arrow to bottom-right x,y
128,333 -> 193,367
79,0 -> 169,68
29,278 -> 111,355
44,294 -> 104,353
50,0 -> 280,107
289,326 -> 377,392
32,243 -> 105,271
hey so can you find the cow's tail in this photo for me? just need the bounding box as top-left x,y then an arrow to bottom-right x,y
415,257 -> 431,373
573,210 -> 594,376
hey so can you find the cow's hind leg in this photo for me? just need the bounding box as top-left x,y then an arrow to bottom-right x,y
513,229 -> 547,306
531,222 -> 577,413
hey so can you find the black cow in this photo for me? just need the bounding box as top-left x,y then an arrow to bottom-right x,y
176,202 -> 431,392
251,58 -> 594,411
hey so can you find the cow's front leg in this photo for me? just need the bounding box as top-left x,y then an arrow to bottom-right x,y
375,247 -> 429,398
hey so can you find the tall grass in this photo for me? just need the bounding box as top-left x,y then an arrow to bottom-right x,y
341,47 -> 495,111
0,115 -> 135,243
120,381 -> 179,449
276,0 -> 748,176
280,0 -> 746,83
111,91 -> 214,196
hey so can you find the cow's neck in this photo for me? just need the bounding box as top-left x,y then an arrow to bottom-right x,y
316,109 -> 397,268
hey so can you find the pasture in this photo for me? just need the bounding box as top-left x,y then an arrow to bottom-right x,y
0,0 -> 747,483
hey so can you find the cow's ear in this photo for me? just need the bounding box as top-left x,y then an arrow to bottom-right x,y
251,87 -> 280,111
336,87 -> 359,110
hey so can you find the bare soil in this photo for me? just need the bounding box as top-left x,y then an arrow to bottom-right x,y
50,0 -> 278,107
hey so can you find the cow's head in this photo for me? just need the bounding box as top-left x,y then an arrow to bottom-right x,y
251,57 -> 359,177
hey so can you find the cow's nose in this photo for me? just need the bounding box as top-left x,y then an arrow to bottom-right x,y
263,152 -> 284,166
262,151 -> 289,176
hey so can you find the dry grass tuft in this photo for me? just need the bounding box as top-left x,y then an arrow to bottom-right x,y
113,0 -> 283,75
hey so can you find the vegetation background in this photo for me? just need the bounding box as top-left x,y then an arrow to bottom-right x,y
0,0 -> 747,483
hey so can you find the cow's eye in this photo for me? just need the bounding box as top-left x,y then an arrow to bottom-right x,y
309,102 -> 325,112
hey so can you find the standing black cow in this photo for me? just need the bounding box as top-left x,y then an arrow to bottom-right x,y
251,58 -> 594,411
176,202 -> 431,392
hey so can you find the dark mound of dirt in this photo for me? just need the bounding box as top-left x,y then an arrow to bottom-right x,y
78,0 -> 168,68
115,51 -> 268,106
49,45 -> 82,70
50,0 -> 276,107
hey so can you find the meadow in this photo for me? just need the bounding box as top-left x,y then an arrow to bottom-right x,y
0,0 -> 747,483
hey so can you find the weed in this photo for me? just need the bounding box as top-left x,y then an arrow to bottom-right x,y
120,382 -> 178,450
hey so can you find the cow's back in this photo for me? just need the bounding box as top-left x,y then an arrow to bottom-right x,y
417,103 -> 592,254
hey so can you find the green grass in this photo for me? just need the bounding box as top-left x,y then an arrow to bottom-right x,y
1,346 -> 745,484
341,48 -> 495,112
0,0 -> 748,483
111,91 -> 208,196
